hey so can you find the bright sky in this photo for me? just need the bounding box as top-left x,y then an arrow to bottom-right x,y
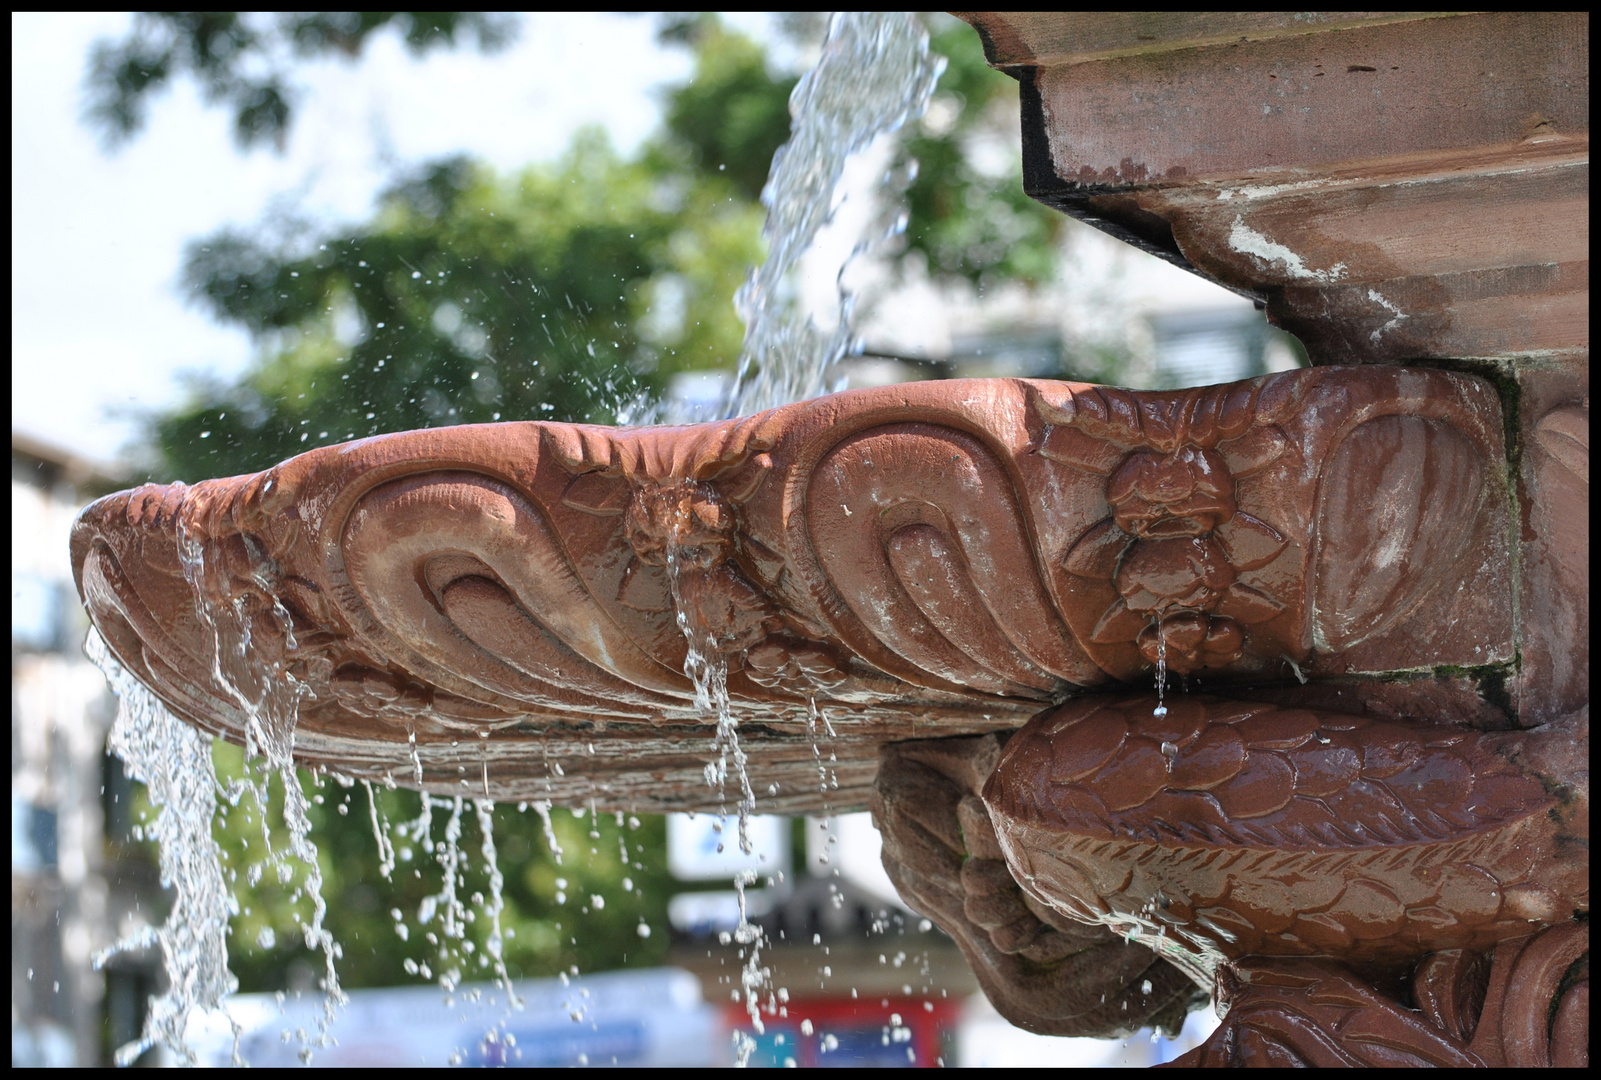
12,12 -> 780,466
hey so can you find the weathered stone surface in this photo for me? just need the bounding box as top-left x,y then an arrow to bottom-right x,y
960,11 -> 1589,366
73,367 -> 1511,810
1515,364 -> 1590,725
1162,921 -> 1590,1067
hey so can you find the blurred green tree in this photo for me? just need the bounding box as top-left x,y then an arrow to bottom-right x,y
207,744 -> 674,992
159,137 -> 762,481
900,18 -> 1066,289
86,12 -> 515,152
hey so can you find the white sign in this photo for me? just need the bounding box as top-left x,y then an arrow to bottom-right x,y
667,813 -> 789,881
805,812 -> 903,907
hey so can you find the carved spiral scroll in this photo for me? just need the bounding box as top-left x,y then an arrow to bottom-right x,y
340,472 -> 692,719
805,424 -> 1101,697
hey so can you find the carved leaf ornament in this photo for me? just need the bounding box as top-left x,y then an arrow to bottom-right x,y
1047,381 -> 1296,673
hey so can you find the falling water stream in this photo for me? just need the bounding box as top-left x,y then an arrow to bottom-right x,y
725,11 -> 945,419
90,10 -> 943,1068
87,633 -> 242,1067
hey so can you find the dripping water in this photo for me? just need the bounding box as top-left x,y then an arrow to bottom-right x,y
116,514 -> 350,1063
406,723 -> 423,784
365,779 -> 397,880
660,486 -> 756,854
1153,623 -> 1169,719
473,799 -> 520,1006
532,800 -> 563,865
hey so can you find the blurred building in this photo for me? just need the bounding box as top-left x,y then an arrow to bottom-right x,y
12,432 -> 163,1067
847,216 -> 1306,392
666,219 -> 1307,423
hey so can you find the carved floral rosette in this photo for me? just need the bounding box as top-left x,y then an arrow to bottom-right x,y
73,367 -> 1513,810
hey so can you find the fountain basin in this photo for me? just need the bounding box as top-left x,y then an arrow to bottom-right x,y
74,366 -> 1513,812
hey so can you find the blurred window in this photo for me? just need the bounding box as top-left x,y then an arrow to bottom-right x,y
11,792 -> 58,871
101,751 -> 136,847
12,571 -> 63,652
1147,309 -> 1269,388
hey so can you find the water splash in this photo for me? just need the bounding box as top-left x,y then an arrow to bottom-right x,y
87,630 -> 244,1067
723,11 -> 945,419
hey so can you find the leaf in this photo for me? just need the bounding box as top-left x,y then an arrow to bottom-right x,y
1312,416 -> 1485,650
1039,425 -> 1127,474
1534,405 -> 1588,484
1220,423 -> 1290,477
1062,517 -> 1128,579
1214,582 -> 1286,624
1090,599 -> 1149,644
560,472 -> 629,516
1216,513 -> 1288,571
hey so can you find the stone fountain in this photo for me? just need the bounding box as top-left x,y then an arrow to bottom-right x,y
73,13 -> 1586,1068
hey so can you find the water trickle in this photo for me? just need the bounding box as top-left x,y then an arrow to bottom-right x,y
406,725 -> 424,784
1153,623 -> 1169,718
532,799 -> 563,865
661,488 -> 757,854
364,779 -> 397,880
472,799 -> 521,1007
806,697 -> 831,799
109,512 -> 347,1063
730,870 -> 767,1067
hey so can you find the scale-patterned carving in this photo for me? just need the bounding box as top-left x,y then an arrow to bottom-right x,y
983,695 -> 1587,984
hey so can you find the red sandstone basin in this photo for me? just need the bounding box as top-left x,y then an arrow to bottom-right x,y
73,369 -> 1515,812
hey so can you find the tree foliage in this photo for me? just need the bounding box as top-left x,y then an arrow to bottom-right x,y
901,20 -> 1066,288
208,744 -> 674,992
86,12 -> 515,151
161,137 -> 762,480
660,19 -> 798,202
